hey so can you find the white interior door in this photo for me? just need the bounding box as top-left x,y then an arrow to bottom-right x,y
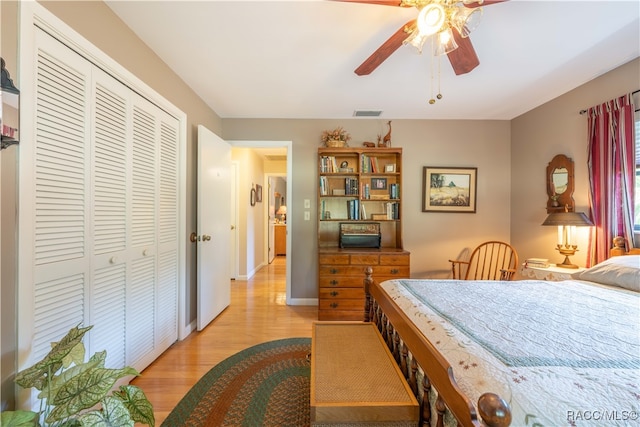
197,125 -> 231,331
230,162 -> 238,279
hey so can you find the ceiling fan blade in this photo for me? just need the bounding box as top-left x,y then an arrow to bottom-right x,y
355,20 -> 416,76
446,28 -> 480,75
334,0 -> 406,6
463,0 -> 508,8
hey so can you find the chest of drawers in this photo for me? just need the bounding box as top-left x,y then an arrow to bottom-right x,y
318,248 -> 410,320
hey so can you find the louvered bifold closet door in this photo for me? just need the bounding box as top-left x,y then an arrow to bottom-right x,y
31,30 -> 92,363
126,94 -> 179,368
128,95 -> 159,368
26,26 -> 180,377
89,67 -> 130,369
156,109 -> 179,350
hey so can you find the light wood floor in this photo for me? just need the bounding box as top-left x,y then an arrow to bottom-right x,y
131,257 -> 318,425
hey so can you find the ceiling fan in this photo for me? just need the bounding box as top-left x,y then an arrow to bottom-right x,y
342,0 -> 508,76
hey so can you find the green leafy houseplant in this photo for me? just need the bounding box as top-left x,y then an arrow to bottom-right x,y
1,325 -> 155,427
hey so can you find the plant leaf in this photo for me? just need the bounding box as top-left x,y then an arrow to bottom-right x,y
61,341 -> 86,369
15,325 -> 93,390
113,385 -> 155,427
57,419 -> 82,427
38,351 -> 107,401
77,397 -> 134,427
45,366 -> 138,423
0,410 -> 40,427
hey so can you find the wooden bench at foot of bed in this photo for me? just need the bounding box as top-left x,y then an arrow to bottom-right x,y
363,267 -> 512,427
310,321 -> 419,426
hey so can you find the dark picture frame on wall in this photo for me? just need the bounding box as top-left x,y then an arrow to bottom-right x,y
256,184 -> 263,203
422,166 -> 477,213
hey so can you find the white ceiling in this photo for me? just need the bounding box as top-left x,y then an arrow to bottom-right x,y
105,0 -> 640,120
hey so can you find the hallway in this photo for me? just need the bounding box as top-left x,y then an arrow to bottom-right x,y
131,257 -> 318,424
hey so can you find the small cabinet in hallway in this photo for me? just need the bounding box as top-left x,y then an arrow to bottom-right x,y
275,224 -> 287,255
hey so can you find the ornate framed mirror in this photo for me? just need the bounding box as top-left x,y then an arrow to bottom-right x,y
546,154 -> 575,213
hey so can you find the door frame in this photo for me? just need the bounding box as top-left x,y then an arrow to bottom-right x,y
228,140 -> 292,304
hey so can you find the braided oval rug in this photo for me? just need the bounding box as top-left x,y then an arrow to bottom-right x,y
161,338 -> 311,427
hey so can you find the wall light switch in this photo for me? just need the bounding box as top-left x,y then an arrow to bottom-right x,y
304,211 -> 310,221
304,199 -> 310,209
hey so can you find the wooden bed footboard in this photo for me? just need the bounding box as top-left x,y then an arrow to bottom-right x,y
364,267 -> 511,427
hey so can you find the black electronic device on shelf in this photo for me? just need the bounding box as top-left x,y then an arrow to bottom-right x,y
339,222 -> 381,249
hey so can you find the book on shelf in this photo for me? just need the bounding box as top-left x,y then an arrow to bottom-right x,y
385,202 -> 399,220
389,183 -> 399,199
319,156 -> 338,173
344,177 -> 358,195
346,199 -> 360,220
362,183 -> 370,199
319,176 -> 327,195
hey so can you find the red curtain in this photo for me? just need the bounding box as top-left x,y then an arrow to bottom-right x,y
586,93 -> 636,265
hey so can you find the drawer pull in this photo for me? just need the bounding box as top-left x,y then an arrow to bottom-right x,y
330,280 -> 338,286
330,268 -> 339,274
330,291 -> 339,297
390,268 -> 400,274
330,302 -> 339,309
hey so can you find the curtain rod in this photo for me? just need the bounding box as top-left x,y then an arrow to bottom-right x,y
579,89 -> 640,115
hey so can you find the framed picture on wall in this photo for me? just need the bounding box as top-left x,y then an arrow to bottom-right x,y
256,184 -> 263,203
422,166 -> 477,213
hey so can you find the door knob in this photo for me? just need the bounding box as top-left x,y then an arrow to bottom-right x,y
202,235 -> 211,241
190,232 -> 199,242
231,225 -> 235,230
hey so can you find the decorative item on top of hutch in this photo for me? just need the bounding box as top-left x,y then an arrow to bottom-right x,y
317,146 -> 409,321
546,154 -> 575,213
321,127 -> 351,148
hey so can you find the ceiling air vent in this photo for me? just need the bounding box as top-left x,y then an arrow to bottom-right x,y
353,110 -> 382,117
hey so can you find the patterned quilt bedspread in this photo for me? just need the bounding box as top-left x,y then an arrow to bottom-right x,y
379,279 -> 640,427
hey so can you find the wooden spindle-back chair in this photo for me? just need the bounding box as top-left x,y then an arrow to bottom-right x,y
449,241 -> 519,281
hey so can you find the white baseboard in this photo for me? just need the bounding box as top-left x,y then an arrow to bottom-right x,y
288,298 -> 318,306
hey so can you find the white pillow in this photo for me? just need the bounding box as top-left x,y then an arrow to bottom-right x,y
572,255 -> 640,291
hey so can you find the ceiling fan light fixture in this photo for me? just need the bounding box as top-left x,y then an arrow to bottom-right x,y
416,3 -> 446,36
433,27 -> 458,56
403,30 -> 428,54
452,6 -> 483,38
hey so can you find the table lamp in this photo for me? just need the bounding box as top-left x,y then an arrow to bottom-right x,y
276,205 -> 287,223
542,210 -> 594,268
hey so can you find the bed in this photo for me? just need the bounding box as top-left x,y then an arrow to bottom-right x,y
363,244 -> 640,427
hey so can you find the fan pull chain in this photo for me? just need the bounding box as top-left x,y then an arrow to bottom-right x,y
437,55 -> 443,101
429,38 -> 436,104
428,39 -> 443,105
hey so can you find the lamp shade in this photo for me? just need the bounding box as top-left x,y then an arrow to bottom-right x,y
276,205 -> 287,215
541,211 -> 594,227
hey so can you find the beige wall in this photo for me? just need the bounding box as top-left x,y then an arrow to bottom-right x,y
511,58 -> 640,269
222,118 -> 512,295
1,0 -> 19,409
231,148 -> 267,277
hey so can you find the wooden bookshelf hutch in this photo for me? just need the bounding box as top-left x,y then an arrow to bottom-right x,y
317,147 -> 410,320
